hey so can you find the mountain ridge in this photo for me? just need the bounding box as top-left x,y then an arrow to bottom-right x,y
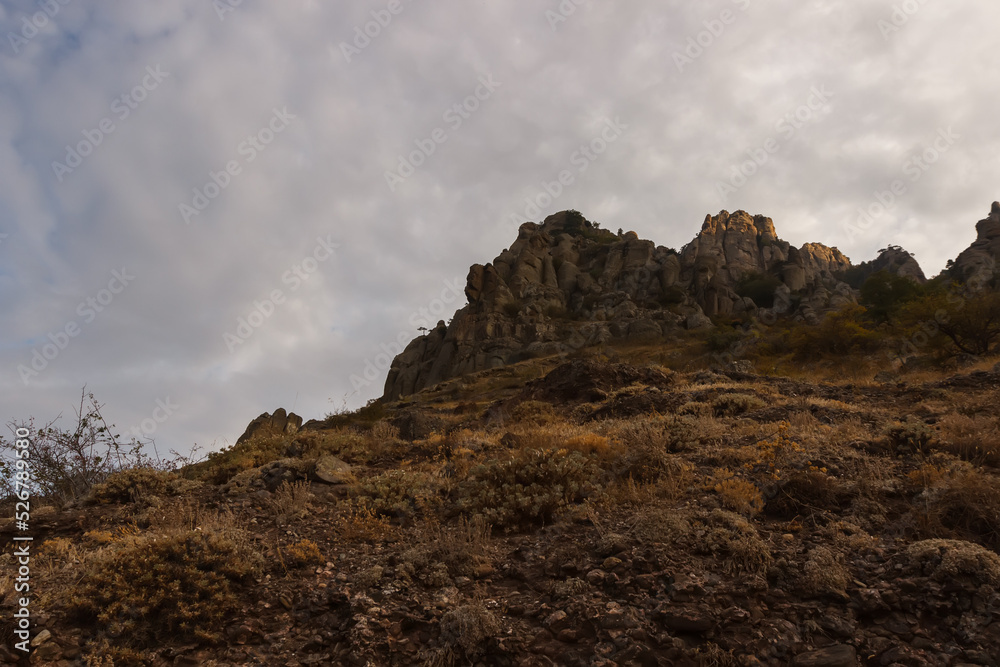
383,204 -> 999,401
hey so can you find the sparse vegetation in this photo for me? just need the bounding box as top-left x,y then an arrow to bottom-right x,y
10,346 -> 1000,664
457,447 -> 599,529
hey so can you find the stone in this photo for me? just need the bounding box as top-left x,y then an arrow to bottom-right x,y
312,455 -> 354,485
686,311 -> 713,330
792,645 -> 857,667
656,607 -> 714,633
30,629 -> 52,647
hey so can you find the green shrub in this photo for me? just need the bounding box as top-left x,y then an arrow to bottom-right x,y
706,326 -> 742,352
788,305 -> 884,359
859,270 -> 924,324
457,448 -> 599,530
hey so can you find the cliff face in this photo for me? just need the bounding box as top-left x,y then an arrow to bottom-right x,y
383,209 -> 889,401
950,202 -> 1000,283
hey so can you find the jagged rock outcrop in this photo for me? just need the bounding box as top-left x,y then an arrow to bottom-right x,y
949,202 -> 1000,283
236,408 -> 302,444
383,209 -> 887,400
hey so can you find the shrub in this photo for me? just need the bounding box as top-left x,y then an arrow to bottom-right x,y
457,448 -> 599,530
712,393 -> 765,417
787,305 -> 883,359
403,515 -> 493,579
798,546 -> 850,597
356,469 -> 439,519
69,528 -> 262,647
281,539 -> 323,568
509,401 -> 559,425
899,287 -> 1000,356
0,388 -> 164,505
766,470 -> 846,518
921,468 -> 1000,550
904,539 -> 1000,587
605,415 -> 699,482
268,480 -> 312,520
884,418 -> 934,456
695,509 -> 772,577
631,508 -> 692,545
706,326 -> 743,353
88,467 -> 177,504
433,603 -> 501,664
740,422 -> 806,481
709,470 -> 763,517
334,503 -> 391,541
202,431 -> 292,484
859,270 -> 924,325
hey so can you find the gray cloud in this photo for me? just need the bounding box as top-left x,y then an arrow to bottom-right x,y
0,0 -> 997,453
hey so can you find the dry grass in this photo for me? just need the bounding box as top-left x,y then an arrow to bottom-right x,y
799,546 -> 850,597
708,470 -> 764,517
268,480 -> 313,521
334,502 -> 392,541
935,413 -> 1000,467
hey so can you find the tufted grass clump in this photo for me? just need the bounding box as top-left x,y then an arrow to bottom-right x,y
709,470 -> 764,517
712,393 -> 766,417
694,509 -> 772,577
281,539 -> 324,568
441,604 -> 500,664
457,448 -> 600,530
69,527 -> 263,647
798,546 -> 850,597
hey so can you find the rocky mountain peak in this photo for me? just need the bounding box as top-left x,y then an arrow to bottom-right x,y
383,208 -> 919,400
949,203 -> 1000,283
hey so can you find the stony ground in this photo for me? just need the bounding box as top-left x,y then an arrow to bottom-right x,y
2,352 -> 1000,666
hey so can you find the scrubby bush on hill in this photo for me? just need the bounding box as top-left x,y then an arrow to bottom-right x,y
69,526 -> 262,647
457,447 -> 599,530
0,388 -> 183,506
859,270 -> 925,325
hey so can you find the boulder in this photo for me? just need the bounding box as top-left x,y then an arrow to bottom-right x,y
313,455 -> 355,485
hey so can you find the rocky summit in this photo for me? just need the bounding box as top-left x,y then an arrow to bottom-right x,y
385,208 -> 925,400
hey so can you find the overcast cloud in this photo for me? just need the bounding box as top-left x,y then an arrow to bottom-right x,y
1,0 -> 997,455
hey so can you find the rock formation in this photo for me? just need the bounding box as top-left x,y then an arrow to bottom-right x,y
846,246 -> 927,285
949,202 -> 1000,283
383,209 -> 904,401
236,408 -> 302,444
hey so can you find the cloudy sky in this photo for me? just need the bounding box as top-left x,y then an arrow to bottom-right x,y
1,0 -> 997,456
